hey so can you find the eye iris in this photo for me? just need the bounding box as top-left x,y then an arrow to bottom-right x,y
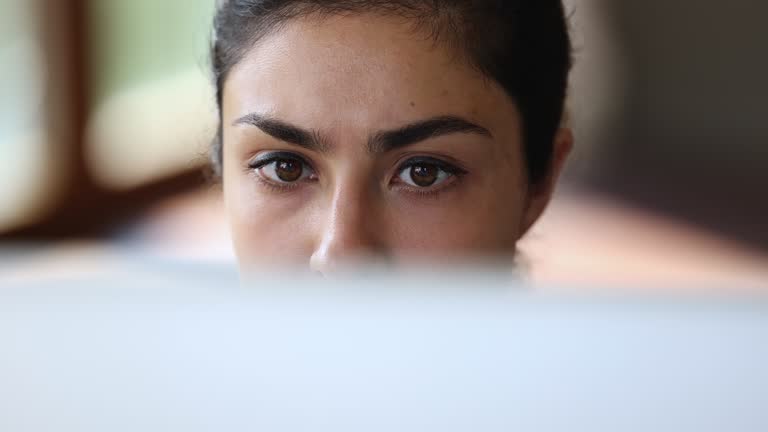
410,164 -> 439,187
275,159 -> 303,182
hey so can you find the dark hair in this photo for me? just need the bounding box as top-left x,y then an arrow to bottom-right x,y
210,0 -> 572,185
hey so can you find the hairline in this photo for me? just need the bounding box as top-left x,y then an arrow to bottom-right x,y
215,4 -> 477,106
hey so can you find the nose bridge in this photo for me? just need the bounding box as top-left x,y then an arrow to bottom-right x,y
310,181 -> 380,273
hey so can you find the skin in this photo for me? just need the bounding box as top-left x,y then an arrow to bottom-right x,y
222,13 -> 572,274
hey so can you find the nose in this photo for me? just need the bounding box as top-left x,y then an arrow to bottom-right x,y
309,186 -> 383,275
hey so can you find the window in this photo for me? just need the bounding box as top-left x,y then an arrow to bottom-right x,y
0,0 -> 216,238
86,0 -> 217,189
0,1 -> 50,230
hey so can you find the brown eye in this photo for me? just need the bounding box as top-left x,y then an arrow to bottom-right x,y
397,160 -> 453,188
410,164 -> 439,187
253,154 -> 314,185
275,159 -> 303,182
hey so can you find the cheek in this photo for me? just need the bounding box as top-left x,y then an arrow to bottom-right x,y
224,174 -> 317,264
385,181 -> 527,255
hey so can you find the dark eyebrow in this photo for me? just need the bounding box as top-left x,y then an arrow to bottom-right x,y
233,113 -> 328,153
368,116 -> 493,154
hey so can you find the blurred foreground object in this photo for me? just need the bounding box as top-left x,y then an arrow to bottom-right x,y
1,275 -> 767,431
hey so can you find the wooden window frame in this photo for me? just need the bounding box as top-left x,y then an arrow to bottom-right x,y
1,0 -> 205,241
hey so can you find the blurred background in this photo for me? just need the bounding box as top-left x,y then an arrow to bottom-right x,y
1,0 -> 766,287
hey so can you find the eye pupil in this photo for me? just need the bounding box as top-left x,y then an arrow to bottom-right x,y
410,164 -> 439,187
275,159 -> 303,182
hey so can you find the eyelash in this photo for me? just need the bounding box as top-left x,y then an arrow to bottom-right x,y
247,152 -> 467,196
247,151 -> 316,192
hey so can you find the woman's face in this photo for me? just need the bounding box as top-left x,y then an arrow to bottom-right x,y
222,13 -> 569,273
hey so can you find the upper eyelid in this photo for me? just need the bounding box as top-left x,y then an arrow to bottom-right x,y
399,156 -> 450,166
247,152 -> 465,177
396,156 -> 466,174
248,151 -> 314,169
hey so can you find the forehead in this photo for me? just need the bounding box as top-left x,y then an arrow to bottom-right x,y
223,13 -> 517,136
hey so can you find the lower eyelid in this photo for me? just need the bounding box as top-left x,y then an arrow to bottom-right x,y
392,172 -> 462,194
251,169 -> 304,193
